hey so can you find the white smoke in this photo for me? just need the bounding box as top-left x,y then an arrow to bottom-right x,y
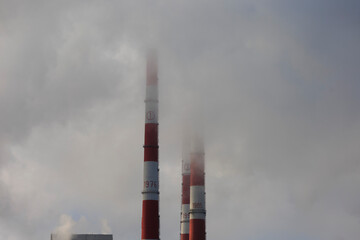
52,214 -> 75,240
52,214 -> 112,239
101,219 -> 112,234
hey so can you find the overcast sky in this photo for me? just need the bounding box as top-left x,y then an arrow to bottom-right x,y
1,0 -> 360,239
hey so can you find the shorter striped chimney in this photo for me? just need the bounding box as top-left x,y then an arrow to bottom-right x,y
189,133 -> 206,240
180,130 -> 191,240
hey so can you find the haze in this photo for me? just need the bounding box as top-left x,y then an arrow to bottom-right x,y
0,1 -> 360,239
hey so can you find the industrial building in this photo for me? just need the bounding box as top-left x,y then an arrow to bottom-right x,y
50,234 -> 113,240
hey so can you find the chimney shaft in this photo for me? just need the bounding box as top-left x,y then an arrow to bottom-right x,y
180,129 -> 191,240
141,50 -> 160,240
189,133 -> 206,240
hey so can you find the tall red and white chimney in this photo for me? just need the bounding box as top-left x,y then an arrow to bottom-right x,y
189,133 -> 206,240
141,50 -> 160,240
180,130 -> 191,240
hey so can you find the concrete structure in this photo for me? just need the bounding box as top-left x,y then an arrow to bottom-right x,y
180,130 -> 191,240
141,50 -> 160,240
189,133 -> 206,240
50,234 -> 113,240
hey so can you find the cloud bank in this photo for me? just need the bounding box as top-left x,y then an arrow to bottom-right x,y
0,1 -> 359,239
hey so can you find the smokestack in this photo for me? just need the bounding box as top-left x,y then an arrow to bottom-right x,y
180,128 -> 191,240
141,50 -> 160,240
189,132 -> 206,240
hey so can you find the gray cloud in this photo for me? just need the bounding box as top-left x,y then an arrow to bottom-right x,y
0,1 -> 359,240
